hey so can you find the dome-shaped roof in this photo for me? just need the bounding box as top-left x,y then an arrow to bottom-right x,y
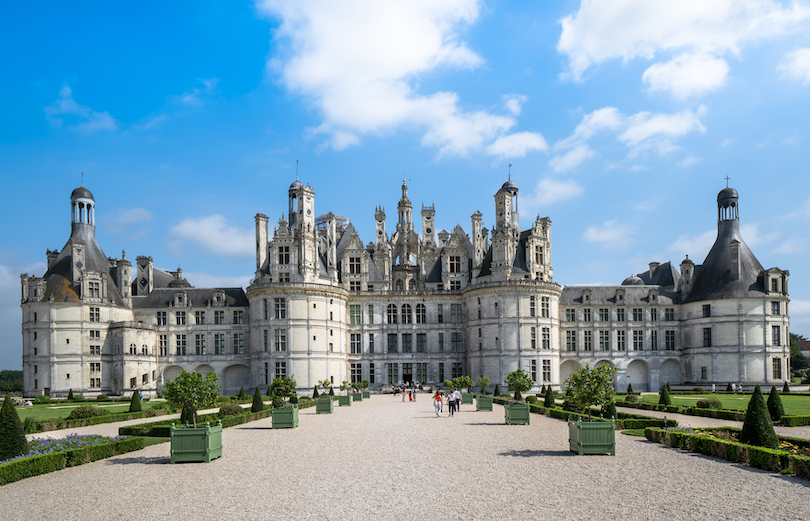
71,186 -> 94,200
500,179 -> 518,193
621,274 -> 644,286
717,187 -> 738,206
289,179 -> 303,191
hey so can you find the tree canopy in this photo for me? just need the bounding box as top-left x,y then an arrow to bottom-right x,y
563,364 -> 616,419
162,371 -> 221,428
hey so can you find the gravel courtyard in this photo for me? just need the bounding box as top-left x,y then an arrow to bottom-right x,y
5,396 -> 810,520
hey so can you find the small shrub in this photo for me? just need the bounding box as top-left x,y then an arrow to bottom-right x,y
626,383 -> 633,394
289,393 -> 299,405
237,387 -> 247,400
693,387 -> 705,393
767,386 -> 784,422
493,384 -> 501,397
602,400 -> 616,420
95,395 -> 110,402
696,397 -> 722,409
740,385 -> 778,449
67,389 -> 74,401
66,405 -> 103,420
33,395 -> 51,404
0,394 -> 29,461
129,391 -> 142,413
217,396 -> 231,403
251,387 -> 265,413
783,381 -> 790,393
22,417 -> 37,434
526,395 -> 538,404
313,387 -> 319,399
544,387 -> 555,408
71,395 -> 86,402
726,382 -> 733,392
218,402 -> 244,418
540,384 -> 546,394
659,386 -> 672,406
625,394 -> 639,403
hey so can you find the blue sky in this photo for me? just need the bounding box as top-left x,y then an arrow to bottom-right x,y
2,1 -> 810,370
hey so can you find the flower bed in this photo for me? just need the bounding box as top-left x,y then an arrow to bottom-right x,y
33,409 -> 168,433
0,434 -> 145,485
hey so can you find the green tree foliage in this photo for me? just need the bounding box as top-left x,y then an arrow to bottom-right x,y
493,384 -> 501,397
237,387 -> 247,400
783,381 -> 790,393
67,389 -> 74,401
563,364 -> 616,419
251,387 -> 264,413
360,379 -> 370,390
544,386 -> 556,408
659,385 -> 672,406
0,371 -> 23,392
162,371 -> 221,428
339,380 -> 353,396
453,376 -> 475,390
626,383 -> 634,394
0,394 -> 29,460
477,376 -> 491,395
740,385 -> 778,449
269,376 -> 297,408
129,390 -> 142,413
313,387 -> 319,399
67,405 -> 103,420
506,369 -> 533,401
318,379 -> 332,398
790,333 -> 810,372
726,382 -> 733,392
767,386 -> 785,422
540,384 -> 546,394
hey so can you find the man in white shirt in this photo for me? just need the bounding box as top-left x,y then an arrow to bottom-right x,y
453,388 -> 462,411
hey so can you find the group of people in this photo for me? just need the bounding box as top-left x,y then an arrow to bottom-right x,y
433,388 -> 463,417
399,381 -> 420,402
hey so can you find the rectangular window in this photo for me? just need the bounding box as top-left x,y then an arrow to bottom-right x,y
583,330 -> 592,351
701,366 -> 707,380
529,296 -> 536,317
387,363 -> 398,384
437,304 -> 445,323
772,302 -> 780,315
773,357 -> 782,379
349,257 -> 361,274
402,363 -> 412,380
451,362 -> 463,379
275,362 -> 287,379
415,304 -> 426,324
233,310 -> 244,324
90,307 -> 100,322
233,333 -> 245,354
703,328 -> 712,347
368,305 -> 374,324
665,330 -> 676,350
88,281 -> 100,298
449,280 -> 461,290
530,327 -> 536,349
583,308 -> 591,322
176,311 -> 186,325
633,330 -> 643,351
263,299 -> 268,320
402,334 -> 413,353
664,308 -> 675,321
703,304 -> 711,318
176,334 -> 186,355
387,305 -> 398,324
451,332 -> 463,353
350,363 -> 362,383
449,256 -> 461,273
772,278 -> 779,292
439,362 -> 445,382
349,281 -> 361,292
632,308 -> 643,321
450,304 -> 462,323
565,308 -> 576,322
651,308 -> 658,322
90,345 -> 101,355
438,332 -> 444,352
416,363 -> 427,383
195,311 -> 205,325
416,333 -> 426,353
90,378 -> 100,388
388,334 -> 398,353
157,335 -> 167,356
264,363 -> 269,385
651,330 -> 658,351
617,308 -> 625,321
351,333 -> 362,354
566,330 -> 576,351
531,359 -> 537,382
617,330 -> 626,351
214,310 -> 224,324
156,312 -> 167,326
599,308 -> 609,321
772,326 -> 781,346
368,333 -> 374,353
263,330 -> 269,352
350,304 -> 361,324
275,329 -> 286,351
278,246 -> 290,264
542,360 -> 551,382
274,298 -> 286,319
369,364 -> 375,384
542,327 -> 550,349
541,297 -> 549,318
195,334 -> 206,355
214,334 -> 224,355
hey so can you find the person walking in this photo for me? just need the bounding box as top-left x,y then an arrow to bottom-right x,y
453,388 -> 462,412
448,391 -> 456,417
433,389 -> 442,417
402,384 -> 406,402
412,385 -> 417,401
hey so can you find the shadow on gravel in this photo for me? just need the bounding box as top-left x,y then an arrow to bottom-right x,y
498,449 -> 575,458
106,455 -> 170,465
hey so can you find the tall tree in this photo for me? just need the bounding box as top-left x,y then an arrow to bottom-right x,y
0,394 -> 29,460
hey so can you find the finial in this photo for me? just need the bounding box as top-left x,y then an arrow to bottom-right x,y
296,160 -> 299,181
81,172 -> 84,187
122,249 -> 126,260
508,163 -> 512,180
724,176 -> 730,188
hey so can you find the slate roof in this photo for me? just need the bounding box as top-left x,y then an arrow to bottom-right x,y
560,286 -> 679,305
637,261 -> 680,290
132,287 -> 248,308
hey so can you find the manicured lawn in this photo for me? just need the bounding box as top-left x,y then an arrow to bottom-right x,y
640,393 -> 810,415
15,401 -> 166,423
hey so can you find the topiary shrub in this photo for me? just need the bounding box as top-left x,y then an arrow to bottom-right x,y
67,405 -> 103,420
783,381 -> 790,393
602,400 -> 616,420
526,395 -> 538,404
626,383 -> 633,394
95,395 -> 110,402
180,407 -> 195,424
625,394 -> 639,403
218,402 -> 244,417
218,396 -> 231,403
493,384 -> 501,397
767,386 -> 784,422
0,394 -> 29,461
693,387 -> 705,393
67,389 -> 74,401
726,382 -> 733,392
237,387 -> 247,401
696,397 -> 722,409
659,386 -> 672,406
506,369 -> 532,401
129,391 -> 142,413
540,384 -> 546,395
740,385 -> 778,449
289,393 -> 299,405
251,387 -> 265,413
33,395 -> 51,404
313,387 -> 319,399
544,386 -> 555,408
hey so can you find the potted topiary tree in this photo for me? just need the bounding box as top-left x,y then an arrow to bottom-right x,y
565,364 -> 616,456
476,376 -> 492,411
338,381 -> 353,406
361,379 -> 371,399
316,379 -> 334,414
504,369 -> 533,425
269,376 -> 299,428
162,371 -> 222,463
454,376 -> 475,405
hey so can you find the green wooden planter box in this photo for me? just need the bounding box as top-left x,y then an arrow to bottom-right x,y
272,406 -> 299,429
461,393 -> 474,404
505,403 -> 530,425
338,395 -> 352,406
362,390 -> 371,399
476,395 -> 493,411
568,417 -> 615,456
316,398 -> 334,414
352,393 -> 363,402
170,421 -> 222,464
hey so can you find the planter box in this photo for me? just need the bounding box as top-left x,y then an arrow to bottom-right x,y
568,418 -> 615,456
476,395 -> 493,411
461,393 -> 474,404
338,395 -> 352,406
316,398 -> 334,414
170,421 -> 223,464
272,406 -> 299,429
362,391 -> 371,399
505,403 -> 530,425
352,393 -> 363,402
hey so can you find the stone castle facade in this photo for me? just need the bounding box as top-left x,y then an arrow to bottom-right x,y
20,179 -> 791,397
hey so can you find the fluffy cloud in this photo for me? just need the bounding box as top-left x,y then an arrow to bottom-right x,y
100,208 -> 154,242
174,78 -> 219,106
778,47 -> 810,85
558,0 -> 810,97
583,219 -> 636,249
524,178 -> 583,212
44,85 -> 117,133
168,215 -> 254,257
548,144 -> 596,172
257,0 -> 545,158
667,229 -> 715,260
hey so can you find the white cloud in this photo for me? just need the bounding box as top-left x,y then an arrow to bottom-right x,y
778,47 -> 810,85
257,0 -> 545,158
486,131 -> 547,159
549,144 -> 596,172
556,107 -> 622,149
667,229 -> 715,260
524,178 -> 583,211
168,215 -> 254,257
740,222 -> 777,247
642,52 -> 730,99
558,0 -> 810,98
101,208 -> 153,241
583,219 -> 636,249
619,105 -> 707,147
44,85 -> 117,133
771,237 -> 806,254
175,78 -> 219,106
790,299 -> 810,335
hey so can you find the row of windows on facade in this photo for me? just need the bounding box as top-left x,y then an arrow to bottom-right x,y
30,368 -> 156,389
278,252 -> 468,274
341,359 -> 552,386
560,325 -> 784,351
156,310 -> 245,326
565,307 -> 676,322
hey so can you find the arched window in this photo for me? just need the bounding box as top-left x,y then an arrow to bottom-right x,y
401,304 -> 412,324
415,304 -> 426,324
387,304 -> 398,324
408,280 -> 415,290
395,280 -> 403,291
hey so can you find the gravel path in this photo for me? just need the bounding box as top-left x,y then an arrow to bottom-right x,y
6,396 -> 810,520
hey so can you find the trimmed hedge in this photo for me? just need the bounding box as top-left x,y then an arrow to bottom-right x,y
0,436 -> 144,485
645,427 -> 810,480
34,409 -> 167,433
779,415 -> 810,427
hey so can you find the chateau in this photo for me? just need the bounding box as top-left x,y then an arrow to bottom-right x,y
20,179 -> 791,397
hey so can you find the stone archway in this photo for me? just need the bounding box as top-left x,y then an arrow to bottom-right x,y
659,359 -> 684,388
163,365 -> 184,384
195,364 -> 214,375
626,360 -> 650,392
559,360 -> 582,387
223,364 -> 251,395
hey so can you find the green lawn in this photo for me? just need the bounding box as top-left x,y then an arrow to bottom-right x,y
640,394 -> 810,415
15,401 -> 166,423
